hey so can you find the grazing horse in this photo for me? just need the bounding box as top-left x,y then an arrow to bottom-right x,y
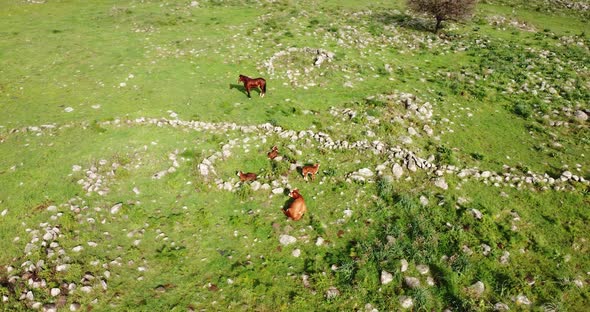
284,189 -> 307,221
238,74 -> 266,98
302,163 -> 320,181
237,171 -> 257,182
267,145 -> 279,160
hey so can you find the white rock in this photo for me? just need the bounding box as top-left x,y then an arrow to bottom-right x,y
399,296 -> 413,309
72,245 -> 83,252
251,181 -> 261,191
500,251 -> 510,264
574,110 -> 588,122
404,277 -> 420,289
198,164 -> 209,176
110,203 -> 122,214
316,237 -> 325,246
400,136 -> 413,144
434,177 -> 448,190
515,294 -> 531,305
72,165 -> 81,172
419,196 -> 429,206
279,235 -> 297,246
1,209 -> 7,217
292,249 -> 301,257
357,168 -> 374,177
468,281 -> 485,297
481,244 -> 491,256
380,270 -> 393,285
392,163 -> 403,179
80,286 -> 92,293
325,286 -> 340,299
56,264 -> 68,272
471,209 -> 483,220
50,288 -> 61,297
426,276 -> 435,286
43,232 -> 53,241
64,107 -> 74,113
494,303 -> 510,311
416,264 -> 429,275
69,303 -> 81,311
400,259 -> 408,272
272,187 -> 284,194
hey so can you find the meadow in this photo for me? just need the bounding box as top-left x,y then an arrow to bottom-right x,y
0,0 -> 588,311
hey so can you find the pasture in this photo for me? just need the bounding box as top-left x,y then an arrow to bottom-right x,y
0,0 -> 588,311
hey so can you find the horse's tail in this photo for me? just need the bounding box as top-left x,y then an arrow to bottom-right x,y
262,80 -> 267,94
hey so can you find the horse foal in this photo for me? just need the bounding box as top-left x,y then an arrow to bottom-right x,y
237,171 -> 257,182
301,163 -> 320,181
267,145 -> 279,160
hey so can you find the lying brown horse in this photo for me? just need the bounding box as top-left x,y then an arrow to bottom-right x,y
238,74 -> 266,98
284,189 -> 307,221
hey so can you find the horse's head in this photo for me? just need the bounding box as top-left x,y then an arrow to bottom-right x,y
289,189 -> 301,198
238,75 -> 245,83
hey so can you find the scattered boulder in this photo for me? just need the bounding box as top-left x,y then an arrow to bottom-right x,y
399,296 -> 413,309
325,286 -> 340,299
392,163 -> 403,179
515,294 -> 531,306
471,209 -> 483,220
404,276 -> 420,289
574,110 -> 588,122
416,264 -> 429,275
381,270 -> 393,285
279,235 -> 297,246
434,177 -> 448,190
468,281 -> 485,297
110,203 -> 122,214
400,259 -> 408,272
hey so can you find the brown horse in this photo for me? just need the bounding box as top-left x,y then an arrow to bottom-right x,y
284,189 -> 307,221
238,74 -> 266,98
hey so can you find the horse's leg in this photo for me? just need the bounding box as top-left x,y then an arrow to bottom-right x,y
245,86 -> 251,98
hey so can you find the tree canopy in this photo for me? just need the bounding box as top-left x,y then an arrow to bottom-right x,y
407,0 -> 477,33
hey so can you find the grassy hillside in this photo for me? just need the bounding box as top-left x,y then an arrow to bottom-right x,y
1,0 -> 588,311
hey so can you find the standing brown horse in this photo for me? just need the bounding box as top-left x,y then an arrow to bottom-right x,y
238,74 -> 266,98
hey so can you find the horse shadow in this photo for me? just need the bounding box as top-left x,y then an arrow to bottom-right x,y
229,83 -> 263,97
281,188 -> 294,212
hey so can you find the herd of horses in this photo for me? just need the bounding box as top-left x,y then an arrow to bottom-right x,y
237,145 -> 320,222
233,76 -> 317,221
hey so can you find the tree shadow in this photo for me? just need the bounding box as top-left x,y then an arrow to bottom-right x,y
372,11 -> 434,33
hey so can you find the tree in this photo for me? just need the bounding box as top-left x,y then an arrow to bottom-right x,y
406,0 -> 477,33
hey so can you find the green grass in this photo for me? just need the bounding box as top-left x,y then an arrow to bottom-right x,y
1,0 -> 589,311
